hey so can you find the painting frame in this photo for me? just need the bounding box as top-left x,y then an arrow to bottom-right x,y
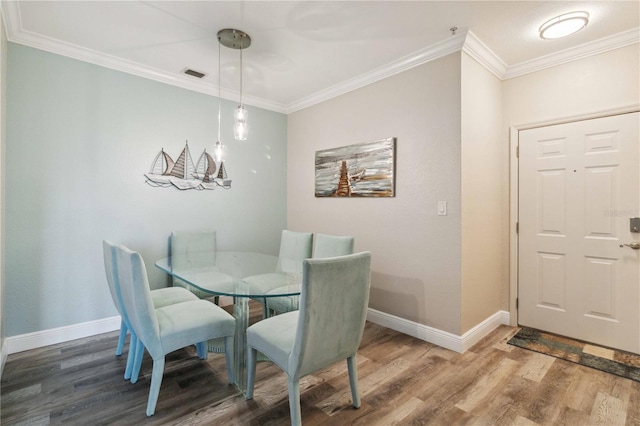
314,137 -> 396,198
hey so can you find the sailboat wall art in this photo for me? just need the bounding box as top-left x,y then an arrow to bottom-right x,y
315,137 -> 396,197
145,141 -> 231,190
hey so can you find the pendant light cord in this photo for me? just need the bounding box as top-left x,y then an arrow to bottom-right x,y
217,38 -> 222,142
239,37 -> 244,108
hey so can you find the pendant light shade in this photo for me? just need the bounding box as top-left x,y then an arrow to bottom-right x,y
213,140 -> 227,163
218,28 -> 251,141
234,105 -> 248,140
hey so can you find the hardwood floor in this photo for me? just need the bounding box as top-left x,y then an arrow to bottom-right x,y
2,303 -> 639,425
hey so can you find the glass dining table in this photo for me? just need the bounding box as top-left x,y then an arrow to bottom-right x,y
155,251 -> 302,393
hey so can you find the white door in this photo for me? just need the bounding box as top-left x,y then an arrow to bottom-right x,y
519,112 -> 640,353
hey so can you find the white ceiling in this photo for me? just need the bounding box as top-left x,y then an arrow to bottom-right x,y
3,1 -> 639,113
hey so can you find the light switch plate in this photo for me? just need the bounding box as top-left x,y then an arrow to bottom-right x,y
438,201 -> 447,216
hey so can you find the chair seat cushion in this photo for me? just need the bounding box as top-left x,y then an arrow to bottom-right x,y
156,300 -> 235,355
244,273 -> 298,295
151,287 -> 199,308
247,311 -> 298,370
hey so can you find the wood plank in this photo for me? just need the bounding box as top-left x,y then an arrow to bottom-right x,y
589,391 -> 627,425
517,352 -> 556,383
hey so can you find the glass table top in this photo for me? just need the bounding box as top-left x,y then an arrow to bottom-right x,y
155,251 -> 302,298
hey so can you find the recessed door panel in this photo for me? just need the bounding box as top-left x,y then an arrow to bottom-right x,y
583,256 -> 617,321
538,170 -> 566,236
537,252 -> 566,310
585,131 -> 618,154
584,166 -> 617,238
538,138 -> 566,158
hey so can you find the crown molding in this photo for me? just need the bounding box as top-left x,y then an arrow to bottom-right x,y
504,27 -> 640,80
3,0 -> 639,114
289,27 -> 640,111
1,1 -> 286,113
461,31 -> 507,80
286,31 -> 468,113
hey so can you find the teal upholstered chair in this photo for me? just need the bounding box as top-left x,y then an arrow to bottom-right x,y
266,233 -> 354,316
245,230 -> 313,318
246,252 -> 372,425
170,230 -> 220,304
102,240 -> 199,380
113,243 -> 236,416
313,233 -> 355,258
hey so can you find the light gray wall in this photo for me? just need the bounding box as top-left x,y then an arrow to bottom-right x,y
0,8 -> 7,370
5,43 -> 288,337
288,53 -> 463,335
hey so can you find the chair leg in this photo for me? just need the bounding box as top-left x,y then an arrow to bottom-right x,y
224,335 -> 234,384
245,347 -> 257,399
116,320 -> 128,356
131,338 -> 145,383
196,342 -> 207,359
287,378 -> 302,426
124,332 -> 137,380
146,356 -> 165,416
347,355 -> 361,408
262,297 -> 268,318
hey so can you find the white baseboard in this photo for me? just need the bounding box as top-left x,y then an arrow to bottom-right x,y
366,308 -> 510,353
6,316 -> 121,355
4,308 -> 510,356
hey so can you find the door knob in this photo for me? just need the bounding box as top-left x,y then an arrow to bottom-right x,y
620,242 -> 640,250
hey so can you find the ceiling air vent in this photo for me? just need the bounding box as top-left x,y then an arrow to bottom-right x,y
183,68 -> 206,79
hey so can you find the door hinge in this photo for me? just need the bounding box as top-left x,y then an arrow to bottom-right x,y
516,146 -> 519,158
516,222 -> 519,233
516,298 -> 519,309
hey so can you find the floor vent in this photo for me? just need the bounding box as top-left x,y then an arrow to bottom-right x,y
183,68 -> 206,79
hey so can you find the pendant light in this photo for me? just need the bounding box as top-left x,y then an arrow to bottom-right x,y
214,36 -> 226,163
218,28 -> 251,141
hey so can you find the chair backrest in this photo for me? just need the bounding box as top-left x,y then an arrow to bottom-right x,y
313,233 -> 354,258
170,230 -> 217,285
277,230 -> 313,273
114,244 -> 163,358
102,240 -> 129,326
289,252 -> 371,379
103,240 -> 124,317
170,230 -> 217,267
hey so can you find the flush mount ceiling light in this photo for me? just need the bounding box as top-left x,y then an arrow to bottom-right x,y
218,28 -> 251,141
539,11 -> 589,39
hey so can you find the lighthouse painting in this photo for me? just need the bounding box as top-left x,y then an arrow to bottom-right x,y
315,137 -> 396,198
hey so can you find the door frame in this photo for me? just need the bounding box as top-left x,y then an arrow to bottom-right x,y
508,103 -> 640,326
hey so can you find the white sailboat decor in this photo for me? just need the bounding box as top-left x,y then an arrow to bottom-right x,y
145,141 -> 232,190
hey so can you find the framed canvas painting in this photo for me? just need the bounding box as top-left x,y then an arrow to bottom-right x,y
315,137 -> 396,197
